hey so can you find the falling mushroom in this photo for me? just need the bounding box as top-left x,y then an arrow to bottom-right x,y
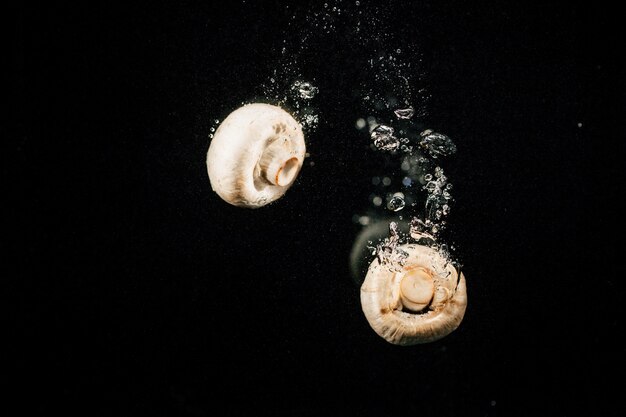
360,243 -> 467,345
207,103 -> 306,207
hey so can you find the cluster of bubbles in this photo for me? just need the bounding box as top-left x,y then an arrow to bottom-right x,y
208,119 -> 220,139
214,1 -> 462,275
424,167 -> 453,223
419,130 -> 457,158
362,99 -> 459,271
292,81 -> 319,100
252,0 -> 461,273
372,221 -> 409,272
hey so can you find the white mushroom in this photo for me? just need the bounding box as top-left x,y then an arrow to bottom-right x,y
360,244 -> 467,345
207,103 -> 306,208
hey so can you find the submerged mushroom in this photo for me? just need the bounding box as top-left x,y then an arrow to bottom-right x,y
207,103 -> 306,208
360,243 -> 467,345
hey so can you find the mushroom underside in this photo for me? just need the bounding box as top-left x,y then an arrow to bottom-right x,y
207,103 -> 305,207
360,244 -> 467,345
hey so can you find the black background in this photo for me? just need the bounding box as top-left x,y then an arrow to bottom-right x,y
13,1 -> 624,416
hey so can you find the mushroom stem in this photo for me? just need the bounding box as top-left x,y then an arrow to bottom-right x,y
399,267 -> 434,312
259,140 -> 301,186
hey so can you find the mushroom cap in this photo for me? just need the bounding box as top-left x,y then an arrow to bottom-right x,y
207,103 -> 306,208
360,244 -> 467,345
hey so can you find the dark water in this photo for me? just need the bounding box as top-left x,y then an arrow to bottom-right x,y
12,1 -> 623,416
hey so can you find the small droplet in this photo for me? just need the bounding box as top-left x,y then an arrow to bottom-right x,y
382,177 -> 392,186
372,196 -> 383,206
214,119 -> 219,124
424,174 -> 433,181
372,176 -> 381,185
355,0 -> 360,5
355,118 -> 367,129
210,127 -> 215,132
402,177 -> 412,187
396,48 -> 401,54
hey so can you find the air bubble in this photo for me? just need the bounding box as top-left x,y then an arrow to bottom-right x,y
419,130 -> 457,158
394,107 -> 414,119
387,195 -> 406,212
370,125 -> 400,151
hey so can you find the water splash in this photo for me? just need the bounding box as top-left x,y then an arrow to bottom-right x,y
371,221 -> 409,272
224,1 -> 461,277
424,166 -> 452,223
409,217 -> 436,242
